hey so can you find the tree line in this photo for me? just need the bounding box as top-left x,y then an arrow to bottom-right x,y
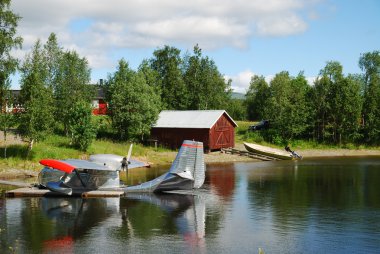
245,53 -> 380,146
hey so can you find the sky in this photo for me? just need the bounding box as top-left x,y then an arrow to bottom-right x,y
9,0 -> 380,93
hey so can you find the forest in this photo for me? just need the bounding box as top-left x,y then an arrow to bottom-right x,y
1,0 -> 380,153
245,54 -> 380,146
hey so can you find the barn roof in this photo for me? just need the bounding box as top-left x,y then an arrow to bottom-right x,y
153,110 -> 238,129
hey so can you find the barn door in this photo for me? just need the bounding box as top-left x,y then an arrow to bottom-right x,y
214,117 -> 231,148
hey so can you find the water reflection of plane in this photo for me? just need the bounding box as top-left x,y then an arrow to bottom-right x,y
41,197 -> 119,252
40,193 -> 206,253
123,193 -> 206,247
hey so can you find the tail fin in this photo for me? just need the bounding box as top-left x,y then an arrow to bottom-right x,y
169,140 -> 205,188
125,140 -> 205,193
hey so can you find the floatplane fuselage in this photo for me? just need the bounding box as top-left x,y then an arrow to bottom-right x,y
37,140 -> 206,196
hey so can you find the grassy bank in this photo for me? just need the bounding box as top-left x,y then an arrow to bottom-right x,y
235,121 -> 378,150
0,134 -> 175,171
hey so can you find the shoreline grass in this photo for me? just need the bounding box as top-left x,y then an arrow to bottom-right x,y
235,121 -> 379,150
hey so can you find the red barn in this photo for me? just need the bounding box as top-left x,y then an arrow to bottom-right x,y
151,110 -> 238,151
92,87 -> 108,115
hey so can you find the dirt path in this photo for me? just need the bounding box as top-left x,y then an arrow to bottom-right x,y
299,148 -> 380,157
205,151 -> 256,163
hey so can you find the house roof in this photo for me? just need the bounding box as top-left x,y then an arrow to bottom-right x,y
153,110 -> 238,129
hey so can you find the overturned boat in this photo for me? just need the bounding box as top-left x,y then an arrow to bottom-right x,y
38,140 -> 206,195
243,142 -> 294,160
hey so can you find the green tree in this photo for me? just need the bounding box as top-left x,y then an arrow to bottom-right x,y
311,74 -> 331,142
226,98 -> 246,120
0,89 -> 15,158
18,40 -> 54,150
150,45 -> 187,109
321,61 -> 344,143
264,72 -> 293,142
183,45 -> 231,110
138,59 -> 161,96
54,50 -> 93,134
245,75 -> 269,120
0,0 -> 22,154
107,59 -> 160,141
312,62 -> 362,144
68,100 -> 97,151
337,74 -> 363,143
289,73 -> 313,139
263,72 -> 310,143
0,0 -> 22,109
359,51 -> 380,144
43,33 -> 63,89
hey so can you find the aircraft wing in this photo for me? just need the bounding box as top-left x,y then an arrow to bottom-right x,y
89,154 -> 150,170
39,159 -> 76,174
39,159 -> 112,173
128,159 -> 150,169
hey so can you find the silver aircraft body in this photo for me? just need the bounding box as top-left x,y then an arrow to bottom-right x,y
38,140 -> 206,195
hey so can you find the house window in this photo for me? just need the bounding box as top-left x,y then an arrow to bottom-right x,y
92,100 -> 99,109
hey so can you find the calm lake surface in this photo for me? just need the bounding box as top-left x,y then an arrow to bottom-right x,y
1,157 -> 380,253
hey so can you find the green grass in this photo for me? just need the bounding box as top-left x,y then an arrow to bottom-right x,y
236,120 -> 268,145
0,134 -> 175,171
235,121 -> 380,150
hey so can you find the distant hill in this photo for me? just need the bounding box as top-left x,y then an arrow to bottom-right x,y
231,92 -> 245,100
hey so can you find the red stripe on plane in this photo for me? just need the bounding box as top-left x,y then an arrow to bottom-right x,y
39,159 -> 76,174
182,143 -> 203,148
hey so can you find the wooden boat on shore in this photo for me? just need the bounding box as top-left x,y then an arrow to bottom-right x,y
243,142 -> 293,160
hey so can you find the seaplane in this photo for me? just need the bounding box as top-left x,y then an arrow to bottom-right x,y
37,140 -> 205,196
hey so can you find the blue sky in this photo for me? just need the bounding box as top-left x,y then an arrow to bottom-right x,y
10,0 -> 380,93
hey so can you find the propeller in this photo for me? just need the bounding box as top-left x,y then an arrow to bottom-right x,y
121,143 -> 133,171
127,143 -> 133,163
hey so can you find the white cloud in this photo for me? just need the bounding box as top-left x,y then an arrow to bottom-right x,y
306,76 -> 317,85
227,70 -> 276,94
227,71 -> 316,94
132,16 -> 250,48
256,14 -> 308,36
10,0 -> 324,72
226,70 -> 255,93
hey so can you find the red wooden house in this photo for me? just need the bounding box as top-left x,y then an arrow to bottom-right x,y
150,110 -> 238,151
92,87 -> 108,115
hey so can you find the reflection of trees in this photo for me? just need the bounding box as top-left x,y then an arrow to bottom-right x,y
120,166 -> 168,186
203,164 -> 235,235
206,163 -> 235,201
247,159 -> 380,230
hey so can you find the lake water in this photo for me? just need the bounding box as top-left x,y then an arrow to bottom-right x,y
1,157 -> 380,253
